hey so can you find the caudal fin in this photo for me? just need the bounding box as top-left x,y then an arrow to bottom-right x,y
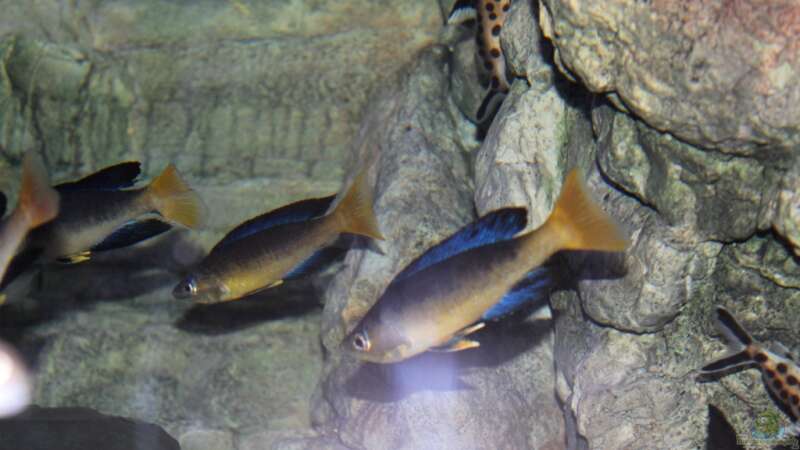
546,170 -> 628,252
18,152 -> 59,228
331,168 -> 384,241
147,164 -> 205,229
700,307 -> 755,374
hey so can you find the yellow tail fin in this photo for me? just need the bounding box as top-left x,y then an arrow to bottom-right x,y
18,152 -> 59,228
332,168 -> 384,240
546,169 -> 628,252
147,164 -> 205,229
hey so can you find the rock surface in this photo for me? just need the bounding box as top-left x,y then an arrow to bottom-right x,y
0,0 -> 798,449
0,1 -> 442,449
313,44 -> 565,450
539,0 -> 800,155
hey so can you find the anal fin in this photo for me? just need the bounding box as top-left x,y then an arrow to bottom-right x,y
57,251 -> 92,264
430,322 -> 485,352
431,338 -> 480,353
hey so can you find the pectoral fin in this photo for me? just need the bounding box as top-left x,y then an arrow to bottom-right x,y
430,322 -> 485,352
57,251 -> 92,264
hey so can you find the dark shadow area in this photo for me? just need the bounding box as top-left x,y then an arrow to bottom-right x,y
557,250 -> 629,284
0,406 -> 179,450
343,317 -> 552,403
175,280 -> 322,335
705,404 -> 744,450
0,230 -> 202,329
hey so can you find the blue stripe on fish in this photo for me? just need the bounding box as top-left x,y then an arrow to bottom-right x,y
55,162 -> 141,192
284,247 -> 343,280
393,207 -> 528,283
482,267 -> 550,320
214,194 -> 336,250
90,219 -> 173,253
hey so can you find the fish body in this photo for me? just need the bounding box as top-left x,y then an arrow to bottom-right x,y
345,170 -> 629,363
174,170 -> 383,304
701,307 -> 800,421
0,340 -> 31,418
449,0 -> 513,123
28,163 -> 203,263
0,152 -> 59,285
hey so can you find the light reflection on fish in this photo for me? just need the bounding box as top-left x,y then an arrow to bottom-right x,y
27,162 -> 203,264
0,340 -> 31,418
700,307 -> 800,422
0,152 -> 56,417
448,0 -> 513,123
345,170 -> 628,364
173,170 -> 383,304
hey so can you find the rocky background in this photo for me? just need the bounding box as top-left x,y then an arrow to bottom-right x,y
0,0 -> 799,449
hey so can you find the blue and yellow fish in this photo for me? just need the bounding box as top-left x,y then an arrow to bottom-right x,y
26,162 -> 202,264
173,170 -> 383,304
344,170 -> 628,363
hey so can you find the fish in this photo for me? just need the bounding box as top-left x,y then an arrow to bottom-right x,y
26,162 -> 203,264
448,0 -> 513,123
344,169 -> 628,364
173,170 -> 384,304
700,306 -> 800,422
0,340 -> 31,418
705,404 -> 744,450
0,152 -> 59,288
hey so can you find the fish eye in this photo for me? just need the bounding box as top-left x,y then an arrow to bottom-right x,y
352,332 -> 371,352
180,278 -> 197,295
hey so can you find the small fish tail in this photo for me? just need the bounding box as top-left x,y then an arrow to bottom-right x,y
147,164 -> 205,229
18,152 -> 59,228
545,169 -> 628,253
700,307 -> 756,375
332,168 -> 384,241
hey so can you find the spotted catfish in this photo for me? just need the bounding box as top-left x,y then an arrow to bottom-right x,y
700,307 -> 800,421
448,0 -> 513,123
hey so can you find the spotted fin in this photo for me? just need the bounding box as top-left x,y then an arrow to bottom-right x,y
447,0 -> 476,25
55,162 -> 141,192
482,267 -> 551,321
214,195 -> 336,250
394,207 -> 527,283
90,219 -> 173,253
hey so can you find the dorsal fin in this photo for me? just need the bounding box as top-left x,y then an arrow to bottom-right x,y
393,207 -> 528,283
482,267 -> 550,321
213,194 -> 336,250
55,162 -> 141,192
